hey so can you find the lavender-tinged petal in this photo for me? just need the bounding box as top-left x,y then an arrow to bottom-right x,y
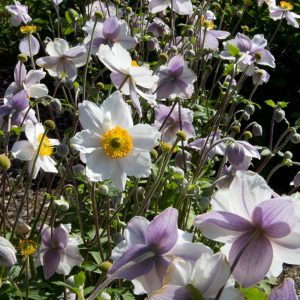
148,0 -> 169,14
14,61 -> 26,87
41,226 -> 51,247
148,285 -> 190,300
57,60 -> 77,82
110,72 -> 130,94
64,46 -> 86,59
201,33 -> 219,50
255,49 -> 276,68
102,16 -> 121,41
286,12 -> 300,28
209,30 -> 230,40
53,226 -> 69,249
124,216 -> 150,246
19,34 -> 40,56
167,55 -> 184,77
229,232 -> 273,288
172,0 -> 193,15
11,90 -> 29,112
145,208 -> 178,254
252,198 -> 296,238
235,33 -> 252,52
269,278 -> 297,300
43,248 -> 60,279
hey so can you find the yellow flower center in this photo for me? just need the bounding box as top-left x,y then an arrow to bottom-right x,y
18,239 -> 38,256
20,25 -> 37,34
102,126 -> 133,158
37,134 -> 53,156
131,60 -> 138,66
201,16 -> 214,30
280,1 -> 294,10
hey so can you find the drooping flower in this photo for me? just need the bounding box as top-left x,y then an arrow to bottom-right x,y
19,25 -> 40,56
269,278 -> 297,300
154,104 -> 194,143
156,55 -> 196,100
269,2 -> 300,28
148,0 -> 193,15
194,172 -> 300,288
36,38 -> 87,82
97,44 -> 158,115
39,224 -> 84,279
147,18 -> 170,37
109,208 -> 212,294
70,91 -> 159,191
252,67 -> 270,85
83,17 -> 136,55
147,253 -> 242,300
0,90 -> 37,131
6,1 -> 32,27
220,33 -> 275,75
11,122 -> 59,179
5,61 -> 48,99
0,236 -> 17,267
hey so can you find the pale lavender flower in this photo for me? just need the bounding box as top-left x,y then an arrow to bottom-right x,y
154,104 -> 195,143
147,18 -> 170,37
291,172 -> 300,187
269,2 -> 300,28
148,0 -> 193,15
39,224 -> 83,279
200,28 -> 230,51
252,67 -> 270,85
269,278 -> 297,300
220,33 -> 275,75
156,55 -> 196,100
85,1 -> 120,20
83,17 -> 136,55
36,38 -> 87,82
0,236 -> 17,267
0,90 -> 37,131
110,208 -> 212,294
195,172 -> 300,288
5,62 -> 48,99
148,253 -> 242,300
19,34 -> 40,56
6,1 -> 32,26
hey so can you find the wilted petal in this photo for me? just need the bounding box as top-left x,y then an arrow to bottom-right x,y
269,278 -> 297,300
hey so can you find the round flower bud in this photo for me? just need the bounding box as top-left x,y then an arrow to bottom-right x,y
137,186 -> 146,196
187,28 -> 194,36
245,104 -> 255,115
161,142 -> 173,153
159,52 -> 169,63
17,53 -> 28,62
113,0 -> 121,5
0,237 -> 17,267
150,149 -> 158,160
98,184 -> 109,195
243,131 -> 253,139
226,142 -> 246,167
44,120 -> 56,130
170,46 -> 178,54
99,261 -> 112,273
176,130 -> 187,141
275,109 -> 285,123
290,133 -> 300,144
56,144 -> 69,157
0,154 -> 11,170
96,82 -> 105,91
72,164 -> 85,177
125,6 -> 132,14
252,123 -> 263,137
94,11 -> 104,20
49,98 -> 62,113
242,112 -> 250,121
231,125 -> 241,134
284,151 -> 293,160
186,49 -> 195,58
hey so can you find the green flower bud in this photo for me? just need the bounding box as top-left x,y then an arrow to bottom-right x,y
98,184 -> 109,195
44,120 -> 56,131
243,131 -> 252,139
159,52 -> 169,63
94,11 -> 104,20
0,154 -> 11,170
150,149 -> 158,160
18,53 -> 28,62
176,130 -> 187,141
99,261 -> 112,273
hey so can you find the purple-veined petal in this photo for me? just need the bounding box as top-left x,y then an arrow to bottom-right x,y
53,226 -> 69,249
102,16 -> 121,41
168,55 -> 184,77
43,248 -> 60,279
19,34 -> 40,56
147,285 -> 190,300
11,90 -> 29,111
172,0 -> 193,15
269,278 -> 297,300
14,61 -> 26,87
64,46 -> 86,59
235,33 -> 252,52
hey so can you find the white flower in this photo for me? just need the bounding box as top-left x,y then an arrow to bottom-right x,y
11,122 -> 59,179
97,44 -> 158,115
70,91 -> 160,191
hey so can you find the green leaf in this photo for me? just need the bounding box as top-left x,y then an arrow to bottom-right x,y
186,284 -> 205,300
74,271 -> 86,287
277,101 -> 289,108
241,287 -> 268,300
227,43 -> 241,57
265,99 -> 276,108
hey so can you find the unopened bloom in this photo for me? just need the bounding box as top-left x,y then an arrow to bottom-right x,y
0,236 -> 17,267
6,1 -> 32,26
148,0 -> 193,15
195,172 -> 300,288
39,224 -> 83,279
71,91 -> 159,191
0,90 -> 37,131
83,17 -> 136,55
97,44 -> 158,115
154,104 -> 194,143
156,55 -> 196,100
110,208 -> 212,294
5,61 -> 48,99
269,278 -> 297,300
36,38 -> 87,82
11,122 -> 59,179
147,18 -> 170,37
269,2 -> 300,28
148,253 -> 242,300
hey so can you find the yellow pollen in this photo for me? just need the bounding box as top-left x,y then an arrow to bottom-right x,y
131,60 -> 138,66
102,126 -> 133,158
280,1 -> 294,10
18,239 -> 38,256
37,134 -> 53,156
201,16 -> 214,30
20,25 -> 37,34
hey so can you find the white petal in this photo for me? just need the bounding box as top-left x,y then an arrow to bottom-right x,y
28,158 -> 41,179
130,66 -> 157,89
39,156 -> 58,173
25,69 -> 46,86
129,124 -> 159,151
70,130 -> 101,153
11,141 -> 34,161
27,84 -> 48,98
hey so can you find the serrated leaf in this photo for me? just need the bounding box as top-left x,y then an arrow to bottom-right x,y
241,287 -> 267,300
227,43 -> 241,57
265,99 -> 276,108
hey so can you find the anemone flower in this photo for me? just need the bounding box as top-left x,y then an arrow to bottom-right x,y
36,38 -> 87,82
252,67 -> 270,85
148,0 -> 193,15
39,224 -> 83,279
156,55 -> 196,100
154,104 -> 194,143
70,91 -> 159,191
83,16 -> 136,55
147,18 -> 170,37
97,44 -> 158,115
0,236 -> 17,267
147,253 -> 242,300
5,61 -> 48,99
110,208 -> 212,294
6,1 -> 32,26
11,122 -> 59,179
0,90 -> 37,131
194,172 -> 300,288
